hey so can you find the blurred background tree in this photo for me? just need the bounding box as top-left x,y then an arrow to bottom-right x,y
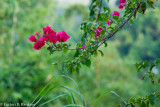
0,0 -> 160,106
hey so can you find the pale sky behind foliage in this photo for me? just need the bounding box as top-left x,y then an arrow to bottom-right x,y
57,0 -> 116,7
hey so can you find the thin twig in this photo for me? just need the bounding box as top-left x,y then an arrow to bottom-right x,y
67,2 -> 141,67
121,94 -> 160,107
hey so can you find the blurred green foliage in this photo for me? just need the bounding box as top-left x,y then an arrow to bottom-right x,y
0,0 -> 160,106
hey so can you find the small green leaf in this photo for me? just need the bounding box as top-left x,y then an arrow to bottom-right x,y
141,101 -> 146,107
89,30 -> 95,36
158,78 -> 160,83
148,94 -> 156,105
74,49 -> 80,58
147,0 -> 154,9
93,50 -> 98,56
115,104 -> 121,107
142,75 -> 145,80
141,2 -> 147,14
130,19 -> 134,24
98,50 -> 104,57
81,32 -> 87,43
47,46 -> 54,54
131,103 -> 135,107
77,42 -> 82,48
134,11 -> 137,19
146,101 -> 149,107
129,98 -> 135,103
104,42 -> 108,47
150,62 -> 155,71
156,58 -> 160,64
136,98 -> 142,106
112,15 -> 119,21
101,30 -> 106,36
76,66 -> 80,74
63,50 -> 68,54
62,44 -> 68,48
142,61 -> 148,68
82,59 -> 91,67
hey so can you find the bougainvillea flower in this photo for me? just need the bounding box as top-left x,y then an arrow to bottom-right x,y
81,46 -> 86,50
33,40 -> 45,50
57,31 -> 70,42
42,26 -> 57,44
48,33 -> 57,44
40,37 -> 47,41
107,20 -> 111,26
112,11 -> 120,17
118,0 -> 127,9
35,32 -> 39,35
42,26 -> 55,35
94,27 -> 103,38
28,35 -> 37,42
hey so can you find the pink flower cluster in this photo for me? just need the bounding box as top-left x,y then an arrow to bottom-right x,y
118,0 -> 127,9
29,26 -> 70,50
81,46 -> 86,50
106,0 -> 127,26
112,11 -> 120,17
94,27 -> 103,38
106,11 -> 120,26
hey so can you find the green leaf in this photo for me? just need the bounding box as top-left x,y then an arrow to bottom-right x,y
82,59 -> 91,67
81,32 -> 87,44
115,104 -> 121,107
129,98 -> 135,103
141,101 -> 146,107
134,11 -> 137,19
77,42 -> 82,48
104,42 -> 108,47
60,86 -> 77,105
63,50 -> 68,54
141,61 -> 148,68
140,2 -> 147,14
74,49 -> 80,58
47,46 -> 54,54
89,30 -> 95,36
130,19 -> 134,24
156,58 -> 160,64
149,62 -> 155,71
32,79 -> 55,104
108,27 -> 114,33
90,91 -> 126,107
148,94 -> 156,105
62,86 -> 86,107
147,0 -> 154,9
38,94 -> 66,106
98,13 -> 103,21
62,104 -> 85,107
110,91 -> 127,104
131,103 -> 135,107
112,15 -> 119,21
101,30 -> 106,36
76,66 -> 80,74
158,78 -> 160,83
62,44 -> 69,49
98,50 -> 104,57
146,101 -> 149,107
67,94 -> 74,106
136,98 -> 142,106
104,7 -> 110,14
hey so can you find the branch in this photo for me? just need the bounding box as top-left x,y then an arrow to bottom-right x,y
67,2 -> 141,67
121,94 -> 160,107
